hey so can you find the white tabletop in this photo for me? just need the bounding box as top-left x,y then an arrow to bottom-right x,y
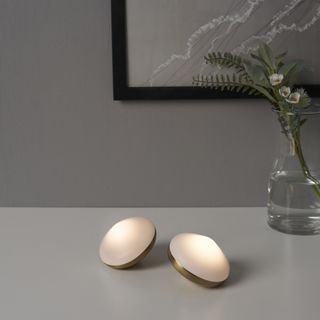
0,207 -> 319,320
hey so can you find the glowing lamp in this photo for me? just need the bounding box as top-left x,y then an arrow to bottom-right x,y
168,233 -> 230,287
99,217 -> 156,269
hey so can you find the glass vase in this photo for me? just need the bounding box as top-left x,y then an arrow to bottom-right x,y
267,106 -> 320,235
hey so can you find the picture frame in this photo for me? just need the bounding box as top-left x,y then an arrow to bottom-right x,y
111,0 -> 320,100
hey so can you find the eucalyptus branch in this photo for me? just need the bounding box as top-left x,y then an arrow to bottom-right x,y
204,52 -> 248,74
193,74 -> 259,95
194,42 -> 320,200
193,73 -> 277,104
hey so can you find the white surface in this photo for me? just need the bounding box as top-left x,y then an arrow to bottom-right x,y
99,216 -> 155,267
169,233 -> 229,283
0,207 -> 320,320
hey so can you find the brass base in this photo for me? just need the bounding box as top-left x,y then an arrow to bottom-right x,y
105,230 -> 157,269
168,246 -> 224,288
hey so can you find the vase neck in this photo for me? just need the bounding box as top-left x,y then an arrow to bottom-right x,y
278,133 -> 296,157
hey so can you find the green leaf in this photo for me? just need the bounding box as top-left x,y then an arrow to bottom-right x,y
275,51 -> 288,60
250,84 -> 276,103
257,43 -> 276,71
282,60 -> 304,87
250,53 -> 265,65
192,72 -> 277,104
204,51 -> 247,74
243,62 -> 270,87
279,59 -> 303,77
275,51 -> 288,67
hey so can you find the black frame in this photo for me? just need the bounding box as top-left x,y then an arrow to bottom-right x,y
111,0 -> 320,100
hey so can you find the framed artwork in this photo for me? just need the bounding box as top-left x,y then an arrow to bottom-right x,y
111,0 -> 320,100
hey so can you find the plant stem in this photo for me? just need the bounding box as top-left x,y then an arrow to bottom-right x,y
293,132 -> 320,199
278,110 -> 320,199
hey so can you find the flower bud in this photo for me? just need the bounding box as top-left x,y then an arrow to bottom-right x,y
269,74 -> 284,86
286,92 -> 301,104
279,86 -> 291,98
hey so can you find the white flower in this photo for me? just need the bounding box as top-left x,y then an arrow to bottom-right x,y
279,86 -> 291,98
269,73 -> 284,86
286,92 -> 301,104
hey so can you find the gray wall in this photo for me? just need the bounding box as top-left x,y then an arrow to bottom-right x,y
0,0 -> 276,207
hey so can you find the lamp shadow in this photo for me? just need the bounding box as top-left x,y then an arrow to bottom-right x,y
223,259 -> 258,287
129,247 -> 260,287
130,242 -> 169,270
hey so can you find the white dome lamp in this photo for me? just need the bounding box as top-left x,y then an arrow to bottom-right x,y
99,217 -> 156,269
168,233 -> 230,287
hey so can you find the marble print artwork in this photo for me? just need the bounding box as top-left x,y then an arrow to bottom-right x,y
126,0 -> 320,87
